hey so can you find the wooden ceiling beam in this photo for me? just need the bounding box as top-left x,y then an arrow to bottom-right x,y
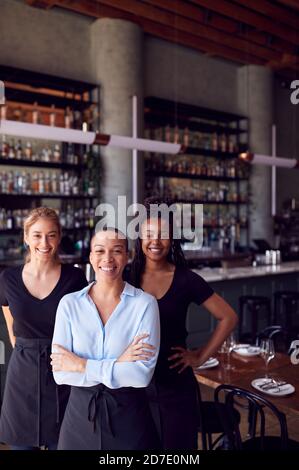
91,0 -> 283,62
233,0 -> 299,31
25,0 -> 56,8
53,0 -> 265,65
277,0 -> 299,12
143,0 -> 296,56
190,0 -> 299,46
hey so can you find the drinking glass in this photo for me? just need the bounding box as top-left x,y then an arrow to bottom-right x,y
222,332 -> 236,370
260,339 -> 275,378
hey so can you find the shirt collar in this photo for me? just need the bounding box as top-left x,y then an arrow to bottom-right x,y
79,281 -> 136,297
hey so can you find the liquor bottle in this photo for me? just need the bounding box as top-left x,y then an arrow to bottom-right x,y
183,128 -> 189,147
174,126 -> 180,144
64,172 -> 70,196
15,140 -> 22,159
42,145 -> 51,162
44,172 -> 51,193
220,134 -> 227,152
31,172 -> 39,194
53,144 -> 61,163
7,171 -> 14,193
25,141 -> 33,160
38,172 -> 45,194
211,133 -> 218,151
32,102 -> 40,124
51,172 -> 58,194
8,139 -> 15,159
0,134 -> 9,158
6,210 -> 14,230
49,104 -> 56,127
65,107 -> 73,129
0,105 -> 7,120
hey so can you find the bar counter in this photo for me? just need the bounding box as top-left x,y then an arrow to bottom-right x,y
194,261 -> 299,283
187,262 -> 299,348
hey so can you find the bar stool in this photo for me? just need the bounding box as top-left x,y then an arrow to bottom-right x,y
273,291 -> 299,330
238,295 -> 271,343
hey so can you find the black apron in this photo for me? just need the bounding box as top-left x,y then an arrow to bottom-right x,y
0,337 -> 69,447
58,383 -> 160,450
146,368 -> 199,449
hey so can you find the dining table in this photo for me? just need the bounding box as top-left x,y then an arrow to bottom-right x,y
194,350 -> 299,416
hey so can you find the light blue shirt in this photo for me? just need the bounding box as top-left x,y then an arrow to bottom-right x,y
52,282 -> 160,389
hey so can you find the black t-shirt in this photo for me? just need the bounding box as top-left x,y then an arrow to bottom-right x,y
126,265 -> 214,383
0,264 -> 88,338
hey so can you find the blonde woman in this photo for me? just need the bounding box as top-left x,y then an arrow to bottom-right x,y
0,207 -> 87,450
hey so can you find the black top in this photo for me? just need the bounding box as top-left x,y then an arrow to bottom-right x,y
0,264 -> 87,338
127,266 -> 214,384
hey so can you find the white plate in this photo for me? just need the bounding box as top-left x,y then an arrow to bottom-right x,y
233,344 -> 261,357
251,378 -> 295,397
197,357 -> 219,370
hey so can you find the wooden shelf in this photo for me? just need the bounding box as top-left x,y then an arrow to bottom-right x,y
168,199 -> 248,205
146,170 -> 248,182
0,193 -> 97,200
145,97 -> 247,123
0,157 -> 86,170
145,112 -> 247,135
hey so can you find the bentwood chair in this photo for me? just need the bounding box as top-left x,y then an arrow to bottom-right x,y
197,383 -> 240,450
214,384 -> 299,450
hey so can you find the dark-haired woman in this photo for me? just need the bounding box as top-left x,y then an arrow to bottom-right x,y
129,201 -> 238,449
51,228 -> 160,450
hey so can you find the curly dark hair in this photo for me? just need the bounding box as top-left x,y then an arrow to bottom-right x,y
129,197 -> 186,287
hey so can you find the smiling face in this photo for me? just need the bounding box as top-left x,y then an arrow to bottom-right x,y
24,217 -> 61,262
141,217 -> 171,263
89,230 -> 128,281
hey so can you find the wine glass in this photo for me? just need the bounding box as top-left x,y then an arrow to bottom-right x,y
260,339 -> 275,378
222,332 -> 236,370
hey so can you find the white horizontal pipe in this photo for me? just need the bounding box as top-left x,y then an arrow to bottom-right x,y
0,119 -> 182,154
0,119 -> 96,144
254,153 -> 297,168
108,134 -> 181,154
239,151 -> 298,169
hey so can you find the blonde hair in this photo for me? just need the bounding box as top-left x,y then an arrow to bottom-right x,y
24,207 -> 62,263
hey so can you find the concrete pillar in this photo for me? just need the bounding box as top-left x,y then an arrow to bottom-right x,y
90,18 -> 144,213
237,65 -> 273,245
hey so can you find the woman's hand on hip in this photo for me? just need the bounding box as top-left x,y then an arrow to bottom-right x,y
51,344 -> 87,373
168,346 -> 199,373
117,333 -> 156,362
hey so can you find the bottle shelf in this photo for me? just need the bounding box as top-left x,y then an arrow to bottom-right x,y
1,64 -> 98,112
0,193 -> 97,200
172,199 -> 248,205
145,113 -> 247,135
184,147 -> 240,159
146,170 -> 248,182
0,157 -> 86,170
203,224 -> 248,229
144,96 -> 248,135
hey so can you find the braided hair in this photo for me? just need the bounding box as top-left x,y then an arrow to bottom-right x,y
130,197 -> 186,288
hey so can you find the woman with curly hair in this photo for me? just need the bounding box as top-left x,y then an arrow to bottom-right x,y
128,197 -> 238,449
